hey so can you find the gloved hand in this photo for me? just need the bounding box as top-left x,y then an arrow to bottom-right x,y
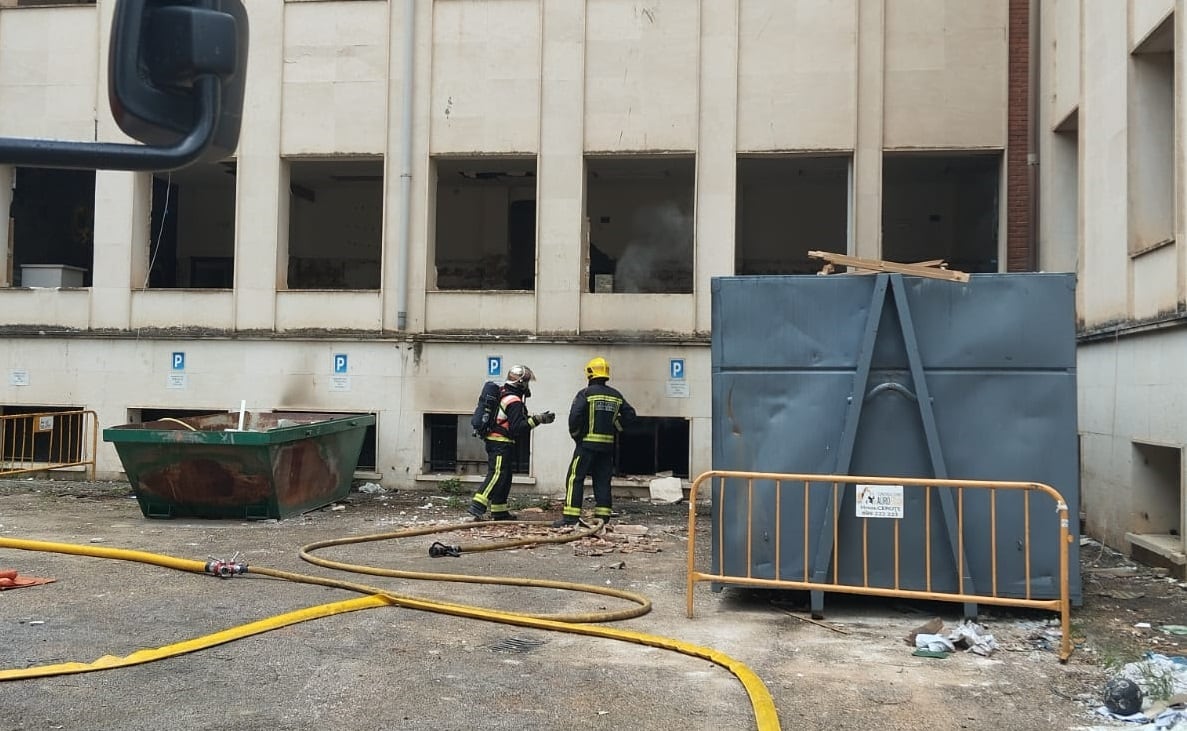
535,411 -> 556,424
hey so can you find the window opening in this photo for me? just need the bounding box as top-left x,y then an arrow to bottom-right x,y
423,413 -> 530,476
287,158 -> 383,289
433,157 -> 537,291
1128,16 -> 1175,255
736,155 -> 849,274
10,168 -> 95,287
881,153 -> 1000,273
147,161 -> 236,288
586,156 -> 694,293
615,416 -> 689,479
1130,442 -> 1183,557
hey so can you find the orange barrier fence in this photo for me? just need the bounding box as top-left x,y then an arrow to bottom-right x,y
0,410 -> 97,480
686,471 -> 1073,661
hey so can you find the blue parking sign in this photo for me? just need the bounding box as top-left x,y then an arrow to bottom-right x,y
670,358 -> 684,380
487,356 -> 502,377
334,354 -> 348,374
172,352 -> 185,371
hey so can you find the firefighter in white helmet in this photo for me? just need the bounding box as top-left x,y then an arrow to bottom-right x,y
553,356 -> 636,528
466,365 -> 555,521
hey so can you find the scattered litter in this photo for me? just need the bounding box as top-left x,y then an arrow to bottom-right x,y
28,620 -> 44,626
911,649 -> 950,659
1095,652 -> 1187,724
1136,623 -> 1153,629
907,619 -> 997,656
648,476 -> 683,504
331,504 -> 346,512
1021,624 -> 1064,652
1085,566 -> 1141,576
89,538 -> 104,543
611,524 -> 649,536
778,608 -> 849,635
1101,590 -> 1146,600
1102,677 -> 1144,716
598,561 -> 627,570
1162,626 -> 1187,637
357,482 -> 386,494
0,569 -> 56,591
905,617 -> 944,646
948,620 -> 999,656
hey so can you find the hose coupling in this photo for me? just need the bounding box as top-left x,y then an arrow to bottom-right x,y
205,558 -> 248,578
428,541 -> 461,558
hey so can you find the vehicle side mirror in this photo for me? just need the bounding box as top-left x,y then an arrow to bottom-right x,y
110,0 -> 249,161
0,0 -> 248,171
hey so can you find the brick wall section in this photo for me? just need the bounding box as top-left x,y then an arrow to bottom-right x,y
1006,0 -> 1033,271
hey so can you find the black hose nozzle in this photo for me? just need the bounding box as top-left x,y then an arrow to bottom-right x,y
428,541 -> 461,558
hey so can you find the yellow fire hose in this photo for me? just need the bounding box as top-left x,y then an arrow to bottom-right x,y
0,520 -> 780,731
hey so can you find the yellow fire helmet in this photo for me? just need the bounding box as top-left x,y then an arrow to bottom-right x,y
585,356 -> 610,380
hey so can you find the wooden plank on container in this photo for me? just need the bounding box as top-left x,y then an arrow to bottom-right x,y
808,251 -> 970,282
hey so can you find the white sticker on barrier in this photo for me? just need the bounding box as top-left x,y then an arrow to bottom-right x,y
855,484 -> 904,519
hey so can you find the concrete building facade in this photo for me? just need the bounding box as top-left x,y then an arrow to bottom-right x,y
0,0 -> 1026,498
1039,0 -> 1187,573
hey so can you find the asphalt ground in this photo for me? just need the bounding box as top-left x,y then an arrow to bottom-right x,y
0,479 -> 1112,731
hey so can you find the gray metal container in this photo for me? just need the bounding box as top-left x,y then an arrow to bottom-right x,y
710,273 -> 1081,607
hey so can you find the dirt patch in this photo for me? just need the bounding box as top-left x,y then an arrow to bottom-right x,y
1,477 -> 1185,730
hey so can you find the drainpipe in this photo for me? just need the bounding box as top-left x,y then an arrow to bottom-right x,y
1028,0 -> 1040,271
396,0 -> 415,330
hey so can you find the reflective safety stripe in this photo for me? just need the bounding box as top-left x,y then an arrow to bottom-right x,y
561,454 -> 583,517
493,393 -> 523,435
475,454 -> 504,501
583,394 -> 623,443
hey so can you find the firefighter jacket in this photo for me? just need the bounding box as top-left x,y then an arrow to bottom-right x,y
486,388 -> 542,444
567,378 -> 636,452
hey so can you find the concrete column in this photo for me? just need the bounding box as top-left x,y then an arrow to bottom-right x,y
534,0 -> 585,335
90,171 -> 150,328
853,0 -> 885,260
233,0 -> 285,332
693,0 -> 738,333
89,0 -> 147,328
1079,2 -> 1130,324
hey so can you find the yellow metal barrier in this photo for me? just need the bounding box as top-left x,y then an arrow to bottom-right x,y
686,471 -> 1073,662
0,410 -> 97,480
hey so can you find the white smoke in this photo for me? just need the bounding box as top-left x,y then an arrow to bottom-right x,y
614,202 -> 693,293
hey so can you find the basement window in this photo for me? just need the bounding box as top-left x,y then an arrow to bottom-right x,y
423,413 -> 530,476
736,155 -> 849,274
881,153 -> 1000,273
287,158 -> 383,290
0,405 -> 86,465
147,162 -> 236,288
10,168 -> 95,287
615,417 -> 690,479
586,156 -> 694,293
433,157 -> 537,291
132,408 -> 377,472
1128,441 -> 1184,556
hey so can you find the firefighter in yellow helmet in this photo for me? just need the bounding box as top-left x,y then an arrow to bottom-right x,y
553,356 -> 637,528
